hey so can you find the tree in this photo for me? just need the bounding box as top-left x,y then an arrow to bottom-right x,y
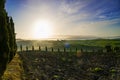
0,0 -> 9,77
105,45 -> 112,53
0,0 -> 6,8
8,17 -> 17,62
0,0 -> 17,78
114,46 -> 120,53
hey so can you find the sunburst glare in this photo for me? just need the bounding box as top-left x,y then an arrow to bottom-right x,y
33,20 -> 54,39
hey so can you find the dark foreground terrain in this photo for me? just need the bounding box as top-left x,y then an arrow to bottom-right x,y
19,51 -> 120,80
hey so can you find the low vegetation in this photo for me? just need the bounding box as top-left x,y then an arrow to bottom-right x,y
19,51 -> 120,80
17,39 -> 120,51
2,53 -> 23,80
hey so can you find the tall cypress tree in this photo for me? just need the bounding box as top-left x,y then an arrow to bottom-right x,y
0,0 -> 16,78
8,17 -> 17,62
0,0 -> 10,77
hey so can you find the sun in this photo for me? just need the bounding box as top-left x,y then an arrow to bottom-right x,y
33,20 -> 53,39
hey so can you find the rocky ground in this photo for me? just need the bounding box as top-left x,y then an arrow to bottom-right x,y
19,51 -> 120,80
2,51 -> 120,80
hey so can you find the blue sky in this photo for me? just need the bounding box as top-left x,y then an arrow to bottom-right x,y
5,0 -> 120,39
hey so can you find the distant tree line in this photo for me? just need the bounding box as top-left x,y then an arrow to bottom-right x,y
0,0 -> 17,78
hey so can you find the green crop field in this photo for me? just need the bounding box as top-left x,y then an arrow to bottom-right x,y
17,39 -> 120,52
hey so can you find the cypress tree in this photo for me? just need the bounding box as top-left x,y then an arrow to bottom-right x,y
0,0 -> 10,77
0,0 -> 16,77
8,17 -> 17,62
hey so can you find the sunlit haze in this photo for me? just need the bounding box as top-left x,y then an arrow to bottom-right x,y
6,0 -> 120,39
32,20 -> 54,39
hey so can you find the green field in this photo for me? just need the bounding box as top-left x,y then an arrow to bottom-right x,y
17,39 -> 120,52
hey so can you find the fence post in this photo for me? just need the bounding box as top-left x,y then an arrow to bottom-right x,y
32,46 -> 34,51
70,48 -> 72,52
58,48 -> 60,52
39,46 -> 41,51
76,48 -> 78,52
26,46 -> 28,51
20,45 -> 22,52
51,47 -> 53,52
64,48 -> 66,52
45,46 -> 47,52
81,48 -> 83,52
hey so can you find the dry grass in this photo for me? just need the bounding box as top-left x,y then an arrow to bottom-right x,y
2,53 -> 23,80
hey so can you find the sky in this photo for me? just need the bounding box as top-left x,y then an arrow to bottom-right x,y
5,0 -> 120,39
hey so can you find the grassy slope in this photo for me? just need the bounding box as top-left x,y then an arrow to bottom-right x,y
2,53 -> 23,80
17,39 -> 120,48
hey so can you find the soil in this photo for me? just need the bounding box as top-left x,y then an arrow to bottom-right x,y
19,51 -> 120,80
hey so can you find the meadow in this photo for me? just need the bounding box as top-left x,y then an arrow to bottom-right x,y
17,39 -> 120,52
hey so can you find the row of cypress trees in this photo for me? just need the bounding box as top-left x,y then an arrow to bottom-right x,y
0,0 -> 17,78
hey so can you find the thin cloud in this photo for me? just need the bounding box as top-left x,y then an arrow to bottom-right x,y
6,0 -> 120,39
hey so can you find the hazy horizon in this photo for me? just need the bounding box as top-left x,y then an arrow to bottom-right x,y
16,34 -> 120,40
6,0 -> 120,39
